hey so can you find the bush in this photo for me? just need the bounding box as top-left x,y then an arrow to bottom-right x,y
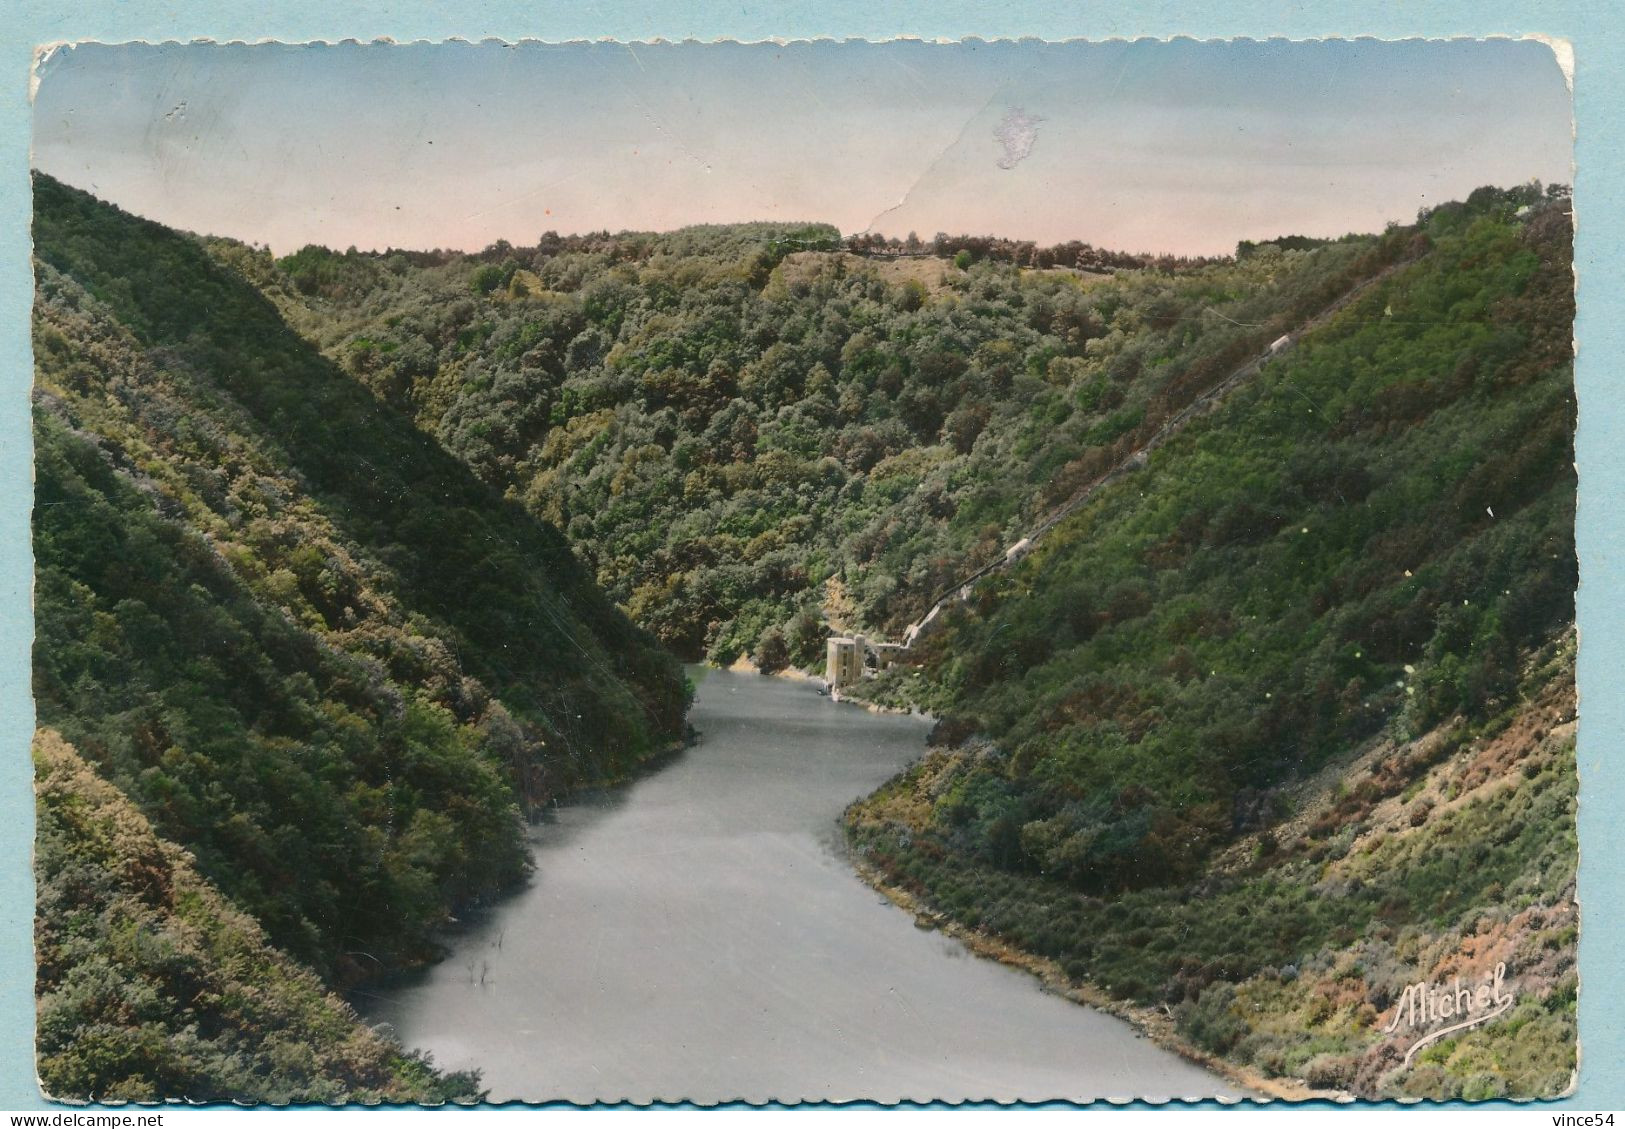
754,626 -> 790,674
1176,983 -> 1249,1055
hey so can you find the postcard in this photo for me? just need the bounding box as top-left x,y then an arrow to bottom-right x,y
24,35 -> 1578,1105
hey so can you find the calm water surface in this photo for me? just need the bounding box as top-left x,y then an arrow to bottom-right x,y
359,669 -> 1242,1103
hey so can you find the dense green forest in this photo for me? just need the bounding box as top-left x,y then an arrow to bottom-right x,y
32,170 -> 1575,1101
850,641 -> 1576,1100
34,729 -> 480,1104
31,174 -> 688,1100
236,180 -> 1574,1096
853,186 -> 1575,890
237,202 -> 1421,666
842,188 -> 1577,1098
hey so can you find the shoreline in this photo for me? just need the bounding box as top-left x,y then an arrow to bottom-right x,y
843,849 -> 1350,1105
601,664 -> 1308,1099
722,656 -> 936,720
347,731 -> 695,991
665,666 -> 1306,1101
371,665 -> 1341,1102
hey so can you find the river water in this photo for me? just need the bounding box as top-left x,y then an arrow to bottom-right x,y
359,669 -> 1241,1104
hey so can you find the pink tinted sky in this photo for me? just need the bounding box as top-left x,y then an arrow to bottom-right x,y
31,37 -> 1572,257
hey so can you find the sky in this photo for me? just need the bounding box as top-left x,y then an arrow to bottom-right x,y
29,37 -> 1573,257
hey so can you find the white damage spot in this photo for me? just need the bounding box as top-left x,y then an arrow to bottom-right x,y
1526,34 -> 1574,94
993,107 -> 1043,170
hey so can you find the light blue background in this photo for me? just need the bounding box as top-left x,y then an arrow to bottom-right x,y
1,1 -> 1617,1111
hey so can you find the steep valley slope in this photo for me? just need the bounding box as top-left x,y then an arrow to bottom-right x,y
30,173 -> 1577,1103
237,207 -> 1424,666
841,192 -> 1577,1099
255,181 -> 1577,1099
31,174 -> 688,1101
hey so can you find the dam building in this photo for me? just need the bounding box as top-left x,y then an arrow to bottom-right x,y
825,635 -> 907,689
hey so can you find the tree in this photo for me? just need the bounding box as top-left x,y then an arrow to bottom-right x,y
754,626 -> 790,674
786,610 -> 827,668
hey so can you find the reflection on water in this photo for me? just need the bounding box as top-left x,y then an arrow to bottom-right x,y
359,669 -> 1242,1103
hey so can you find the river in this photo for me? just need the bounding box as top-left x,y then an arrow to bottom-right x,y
358,668 -> 1242,1104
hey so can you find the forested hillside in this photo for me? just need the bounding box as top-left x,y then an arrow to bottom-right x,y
31,174 -> 688,1100
844,190 -> 1577,1098
239,181 -> 1576,1097
32,171 -> 1576,1102
34,729 -> 480,1104
225,180 -> 1574,1097
237,204 -> 1423,666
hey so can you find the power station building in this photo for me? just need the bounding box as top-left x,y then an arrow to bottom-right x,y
826,636 -> 863,688
825,634 -> 906,689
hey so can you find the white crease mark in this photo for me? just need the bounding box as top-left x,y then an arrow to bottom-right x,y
600,41 -> 713,175
855,85 -> 1006,238
460,170 -> 586,225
